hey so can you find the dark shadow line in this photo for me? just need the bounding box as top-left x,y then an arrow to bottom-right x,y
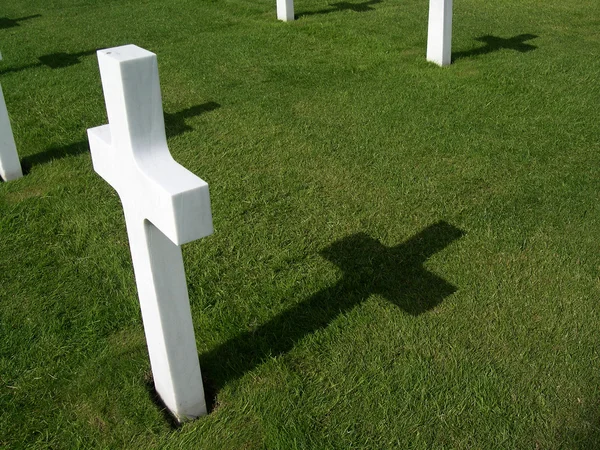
14,14 -> 42,22
297,0 -> 381,18
164,101 -> 220,138
452,34 -> 538,62
37,49 -> 97,69
0,14 -> 41,30
20,141 -> 89,175
0,49 -> 98,75
20,103 -> 221,172
199,221 -> 465,402
0,62 -> 40,76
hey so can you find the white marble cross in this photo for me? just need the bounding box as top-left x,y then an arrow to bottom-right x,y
426,0 -> 453,66
0,51 -> 23,181
277,0 -> 294,21
87,45 -> 213,421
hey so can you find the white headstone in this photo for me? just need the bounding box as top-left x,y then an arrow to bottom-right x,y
0,51 -> 23,181
277,0 -> 294,21
87,45 -> 213,421
426,0 -> 453,66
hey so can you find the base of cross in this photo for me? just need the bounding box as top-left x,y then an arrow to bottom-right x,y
0,53 -> 23,181
277,0 -> 294,21
426,0 -> 453,67
151,381 -> 207,424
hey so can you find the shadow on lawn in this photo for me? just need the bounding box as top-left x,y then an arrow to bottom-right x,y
20,102 -> 220,173
21,141 -> 89,175
164,102 -> 220,137
199,221 -> 465,409
0,15 -> 41,30
297,0 -> 381,17
0,49 -> 97,75
452,34 -> 538,62
557,396 -> 600,450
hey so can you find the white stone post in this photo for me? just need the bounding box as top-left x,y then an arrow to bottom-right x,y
426,0 -> 453,66
87,45 -> 213,421
277,0 -> 294,21
0,51 -> 23,181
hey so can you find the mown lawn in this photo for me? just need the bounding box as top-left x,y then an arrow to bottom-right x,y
1,0 -> 599,448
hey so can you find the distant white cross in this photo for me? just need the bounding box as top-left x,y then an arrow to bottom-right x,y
277,0 -> 294,21
426,0 -> 453,66
87,45 -> 213,421
0,51 -> 23,181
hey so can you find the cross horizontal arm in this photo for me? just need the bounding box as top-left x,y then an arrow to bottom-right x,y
88,125 -> 212,245
87,44 -> 212,245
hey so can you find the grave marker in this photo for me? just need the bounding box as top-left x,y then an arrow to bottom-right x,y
426,0 -> 453,66
277,0 -> 294,21
87,45 -> 213,421
0,51 -> 23,181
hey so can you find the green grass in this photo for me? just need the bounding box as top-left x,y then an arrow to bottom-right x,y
1,0 -> 600,447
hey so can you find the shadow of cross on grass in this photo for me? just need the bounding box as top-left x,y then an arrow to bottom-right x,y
164,102 -> 220,137
298,0 -> 381,17
453,34 -> 538,61
0,15 -> 41,30
37,49 -> 98,69
20,103 -> 220,173
0,49 -> 98,75
199,221 -> 464,402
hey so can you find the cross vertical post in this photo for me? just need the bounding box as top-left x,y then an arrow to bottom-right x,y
277,0 -> 294,21
0,52 -> 23,181
426,0 -> 453,66
87,45 -> 213,421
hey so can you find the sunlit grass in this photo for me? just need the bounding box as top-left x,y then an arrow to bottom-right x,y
1,0 -> 600,448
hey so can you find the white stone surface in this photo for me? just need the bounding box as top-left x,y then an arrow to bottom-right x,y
87,45 -> 213,421
426,0 -> 453,66
0,51 -> 23,182
277,0 -> 294,21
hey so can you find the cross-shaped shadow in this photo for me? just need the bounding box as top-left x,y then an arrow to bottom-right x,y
452,34 -> 538,61
37,49 -> 98,69
199,221 -> 465,404
0,49 -> 97,75
0,15 -> 41,30
164,102 -> 220,137
297,0 -> 381,18
19,103 -> 221,173
20,141 -> 89,175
